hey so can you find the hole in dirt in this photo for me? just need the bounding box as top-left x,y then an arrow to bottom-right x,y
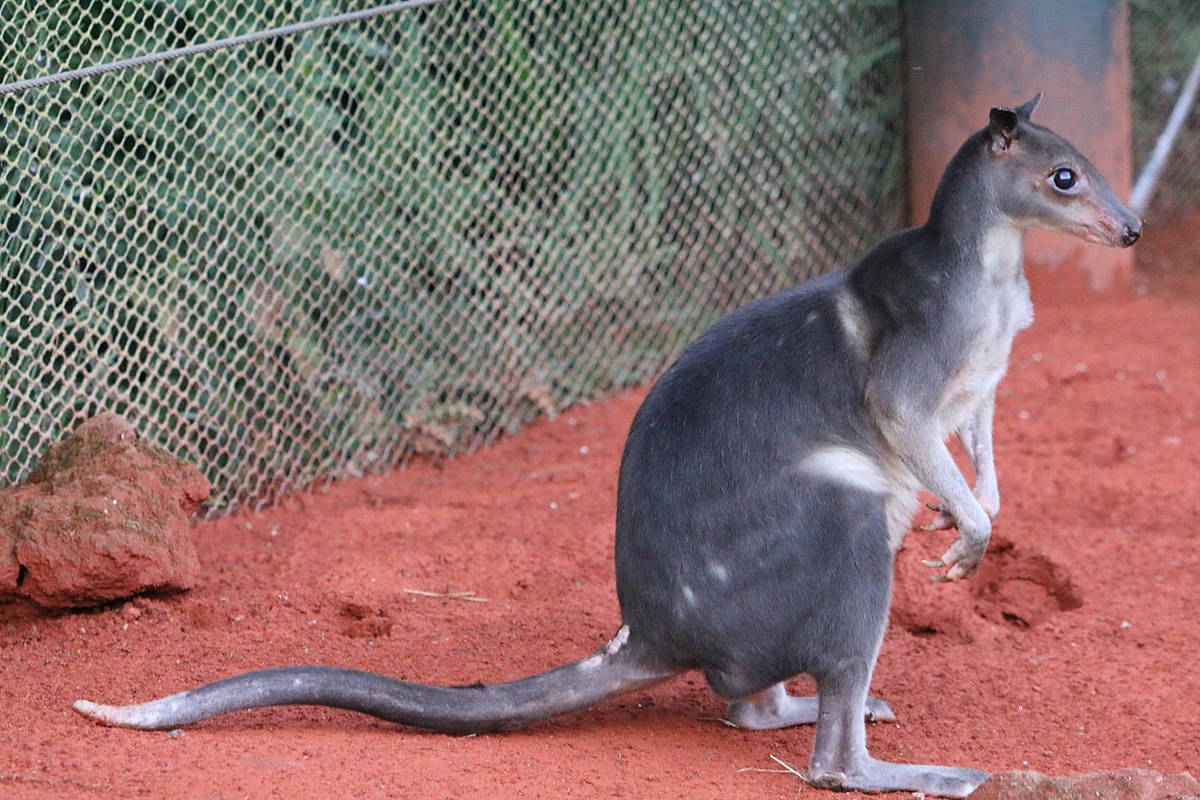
337,601 -> 393,639
971,536 -> 1083,628
1001,611 -> 1028,628
16,564 -> 28,588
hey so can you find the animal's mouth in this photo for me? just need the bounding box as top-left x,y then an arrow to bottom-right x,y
1070,217 -> 1141,248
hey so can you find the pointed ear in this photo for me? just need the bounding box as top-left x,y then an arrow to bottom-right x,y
989,106 -> 1020,151
1015,92 -> 1043,120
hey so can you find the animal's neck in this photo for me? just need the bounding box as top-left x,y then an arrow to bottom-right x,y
978,223 -> 1024,282
922,137 -> 1024,277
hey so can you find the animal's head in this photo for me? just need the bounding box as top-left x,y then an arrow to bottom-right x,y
986,93 -> 1141,248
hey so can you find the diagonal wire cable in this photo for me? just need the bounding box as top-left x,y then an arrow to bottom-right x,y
0,0 -> 454,97
1130,47 -> 1200,216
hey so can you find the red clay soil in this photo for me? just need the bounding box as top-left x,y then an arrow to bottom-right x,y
2,253 -> 1199,799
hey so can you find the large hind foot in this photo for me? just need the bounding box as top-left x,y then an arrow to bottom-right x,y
726,682 -> 895,730
810,667 -> 988,798
809,756 -> 988,798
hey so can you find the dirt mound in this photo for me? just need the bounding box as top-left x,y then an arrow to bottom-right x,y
892,532 -> 1084,640
972,537 -> 1083,628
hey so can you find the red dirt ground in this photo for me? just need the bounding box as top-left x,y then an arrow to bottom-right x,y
2,240 -> 1198,799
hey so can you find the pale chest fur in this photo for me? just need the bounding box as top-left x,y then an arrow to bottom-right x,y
936,225 -> 1033,436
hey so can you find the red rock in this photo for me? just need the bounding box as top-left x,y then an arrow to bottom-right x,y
0,412 -> 210,608
0,493 -> 24,589
969,769 -> 1200,800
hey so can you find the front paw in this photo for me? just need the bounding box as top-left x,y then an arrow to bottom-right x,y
939,535 -> 989,580
923,510 -> 991,581
923,491 -> 999,530
919,501 -> 956,532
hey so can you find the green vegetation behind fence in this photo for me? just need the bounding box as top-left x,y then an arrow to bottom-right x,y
1,1 -> 904,511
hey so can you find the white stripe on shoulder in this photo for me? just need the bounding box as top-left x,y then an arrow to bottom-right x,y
800,446 -> 888,495
835,290 -> 870,362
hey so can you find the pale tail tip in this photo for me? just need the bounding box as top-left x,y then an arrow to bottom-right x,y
73,699 -> 124,726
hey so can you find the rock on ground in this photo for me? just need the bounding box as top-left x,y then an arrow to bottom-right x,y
0,412 -> 209,608
969,769 -> 1200,800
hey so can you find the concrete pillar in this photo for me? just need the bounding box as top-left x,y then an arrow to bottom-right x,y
904,0 -> 1134,289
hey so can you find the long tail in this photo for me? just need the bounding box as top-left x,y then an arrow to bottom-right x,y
73,625 -> 677,733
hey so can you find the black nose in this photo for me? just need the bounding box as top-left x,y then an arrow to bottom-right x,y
1122,223 -> 1141,246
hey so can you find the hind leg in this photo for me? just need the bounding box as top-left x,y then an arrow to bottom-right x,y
804,485 -> 986,797
726,682 -> 895,730
807,661 -> 988,797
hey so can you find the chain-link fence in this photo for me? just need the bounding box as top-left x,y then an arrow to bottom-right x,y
1,1 -> 903,512
4,1 -> 1195,515
1130,0 -> 1200,218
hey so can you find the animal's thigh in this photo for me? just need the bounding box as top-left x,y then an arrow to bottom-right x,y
698,482 -> 895,699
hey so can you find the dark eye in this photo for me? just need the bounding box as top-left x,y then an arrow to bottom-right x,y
1052,168 -> 1077,191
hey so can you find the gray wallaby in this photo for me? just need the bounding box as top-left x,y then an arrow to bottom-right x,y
76,95 -> 1140,797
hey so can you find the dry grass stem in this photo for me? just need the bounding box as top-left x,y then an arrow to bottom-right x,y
403,589 -> 489,602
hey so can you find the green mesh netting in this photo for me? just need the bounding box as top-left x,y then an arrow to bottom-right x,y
2,0 -> 908,512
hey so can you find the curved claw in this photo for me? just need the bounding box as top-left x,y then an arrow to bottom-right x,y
921,559 -> 944,568
935,538 -> 987,581
919,502 -> 958,533
944,562 -> 974,581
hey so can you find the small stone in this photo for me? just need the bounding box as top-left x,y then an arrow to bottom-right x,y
968,768 -> 1200,800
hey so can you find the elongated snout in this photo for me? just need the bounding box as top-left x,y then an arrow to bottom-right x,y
1087,196 -> 1142,249
1102,192 -> 1143,248
1025,182 -> 1143,250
